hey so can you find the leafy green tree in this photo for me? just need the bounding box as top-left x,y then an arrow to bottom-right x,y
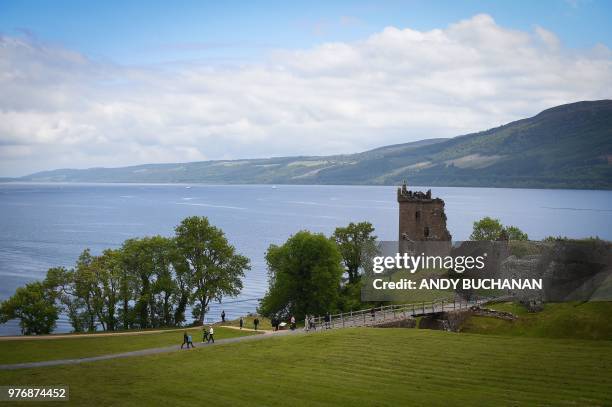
505,226 -> 529,241
73,249 -> 100,332
121,238 -> 158,329
44,266 -> 88,332
171,249 -> 192,326
259,230 -> 343,320
90,249 -> 123,331
332,221 -> 377,284
146,236 -> 178,327
0,281 -> 59,335
175,216 -> 249,325
470,217 -> 528,241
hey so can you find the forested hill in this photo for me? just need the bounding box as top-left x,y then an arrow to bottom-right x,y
16,100 -> 612,189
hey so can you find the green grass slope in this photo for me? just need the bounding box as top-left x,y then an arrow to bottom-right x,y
0,327 -> 257,365
1,329 -> 611,406
461,301 -> 612,340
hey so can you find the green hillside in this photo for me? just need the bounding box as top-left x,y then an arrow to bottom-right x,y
1,329 -> 611,405
16,100 -> 612,189
461,301 -> 612,340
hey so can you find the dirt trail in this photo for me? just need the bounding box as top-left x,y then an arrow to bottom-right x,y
0,329 -> 302,371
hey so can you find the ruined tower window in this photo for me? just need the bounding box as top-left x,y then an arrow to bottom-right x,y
415,211 -> 421,221
424,226 -> 430,237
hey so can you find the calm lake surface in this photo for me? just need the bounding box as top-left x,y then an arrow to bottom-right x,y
1,183 -> 611,335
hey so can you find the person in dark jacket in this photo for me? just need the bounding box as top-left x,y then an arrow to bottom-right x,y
181,331 -> 189,349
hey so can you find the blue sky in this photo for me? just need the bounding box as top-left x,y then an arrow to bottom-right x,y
1,0 -> 610,65
0,1 -> 611,176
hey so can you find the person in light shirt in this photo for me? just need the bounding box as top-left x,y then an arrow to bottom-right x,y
207,325 -> 215,343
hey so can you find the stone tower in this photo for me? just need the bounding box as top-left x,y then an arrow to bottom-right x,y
397,181 -> 451,242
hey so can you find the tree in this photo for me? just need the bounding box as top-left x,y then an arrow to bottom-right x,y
0,281 -> 59,335
73,249 -> 100,332
121,238 -> 157,329
146,237 -> 178,327
505,226 -> 529,241
332,222 -> 377,284
90,249 -> 123,331
175,216 -> 249,325
470,217 -> 528,241
170,242 -> 191,326
259,230 -> 343,320
44,266 -> 88,332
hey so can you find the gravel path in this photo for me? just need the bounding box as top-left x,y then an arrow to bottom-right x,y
0,329 -> 302,371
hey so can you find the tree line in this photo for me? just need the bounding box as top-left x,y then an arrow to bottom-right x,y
0,216 -> 249,335
1,215 -> 530,335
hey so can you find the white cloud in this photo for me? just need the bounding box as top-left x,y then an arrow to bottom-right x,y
1,14 -> 611,176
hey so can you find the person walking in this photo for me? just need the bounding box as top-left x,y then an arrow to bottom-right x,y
207,326 -> 215,343
181,330 -> 189,349
239,316 -> 244,330
273,317 -> 279,331
304,314 -> 309,331
187,333 -> 195,348
309,315 -> 316,331
290,315 -> 296,330
254,317 -> 259,331
221,310 -> 226,323
202,326 -> 209,342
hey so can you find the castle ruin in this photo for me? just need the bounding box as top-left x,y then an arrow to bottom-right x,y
397,181 -> 451,242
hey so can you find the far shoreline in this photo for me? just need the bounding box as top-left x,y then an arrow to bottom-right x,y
0,181 -> 611,193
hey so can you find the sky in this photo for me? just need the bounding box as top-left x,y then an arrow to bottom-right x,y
0,0 -> 611,176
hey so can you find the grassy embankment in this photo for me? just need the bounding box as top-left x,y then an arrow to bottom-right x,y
222,315 -> 273,331
0,327 -> 258,365
1,328 -> 611,406
460,301 -> 612,340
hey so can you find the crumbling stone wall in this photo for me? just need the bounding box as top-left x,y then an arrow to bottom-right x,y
397,182 -> 451,242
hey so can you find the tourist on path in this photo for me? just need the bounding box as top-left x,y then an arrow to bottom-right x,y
290,315 -> 296,330
221,310 -> 226,323
181,331 -> 190,349
239,317 -> 244,329
187,334 -> 195,348
273,317 -> 279,331
304,314 -> 309,331
202,326 -> 209,342
254,317 -> 259,331
207,326 -> 215,343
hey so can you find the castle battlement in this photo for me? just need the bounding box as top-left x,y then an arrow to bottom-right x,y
397,181 -> 451,242
397,183 -> 443,203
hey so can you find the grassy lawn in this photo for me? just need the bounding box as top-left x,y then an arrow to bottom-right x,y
0,327 -> 258,365
461,301 -> 612,340
222,315 -> 273,330
1,328 -> 611,406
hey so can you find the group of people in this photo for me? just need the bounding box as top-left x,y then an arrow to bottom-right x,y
181,310 -> 339,349
238,316 -> 260,330
180,325 -> 215,349
269,315 -> 297,331
304,314 -> 317,331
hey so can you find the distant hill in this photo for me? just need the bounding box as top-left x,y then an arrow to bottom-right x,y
14,100 -> 612,189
